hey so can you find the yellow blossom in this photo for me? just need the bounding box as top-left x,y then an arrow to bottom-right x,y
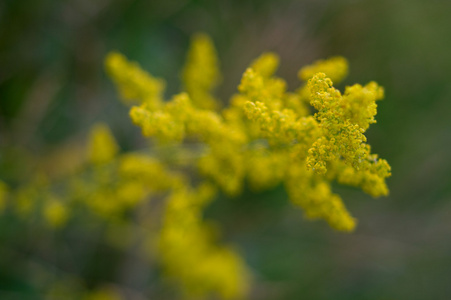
105,51 -> 165,108
88,123 -> 119,165
298,56 -> 348,83
43,195 -> 69,228
159,183 -> 249,299
249,52 -> 279,78
286,163 -> 356,231
182,33 -> 221,110
0,33 -> 392,300
115,38 -> 390,235
342,81 -> 385,131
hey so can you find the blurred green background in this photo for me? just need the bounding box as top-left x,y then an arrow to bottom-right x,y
1,0 -> 451,299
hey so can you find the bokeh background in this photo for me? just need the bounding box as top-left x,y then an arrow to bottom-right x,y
1,0 -> 451,299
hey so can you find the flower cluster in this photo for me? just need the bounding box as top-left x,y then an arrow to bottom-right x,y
103,33 -> 391,297
1,33 -> 390,300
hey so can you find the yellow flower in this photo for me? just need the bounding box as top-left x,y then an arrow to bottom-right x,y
1,33 -> 392,300
101,33 -> 392,298
88,123 -> 119,165
158,183 -> 249,299
250,52 -> 279,78
182,33 -> 221,110
43,195 -> 68,228
105,51 -> 165,108
298,56 -> 348,83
